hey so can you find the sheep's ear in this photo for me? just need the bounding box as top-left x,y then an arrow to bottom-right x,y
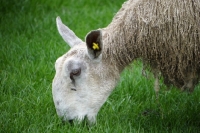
56,16 -> 83,47
85,30 -> 103,59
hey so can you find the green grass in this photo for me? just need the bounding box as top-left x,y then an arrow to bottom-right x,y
1,0 -> 200,132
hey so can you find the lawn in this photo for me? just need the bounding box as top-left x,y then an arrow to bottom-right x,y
1,0 -> 200,132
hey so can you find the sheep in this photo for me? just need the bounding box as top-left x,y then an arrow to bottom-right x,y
52,0 -> 200,124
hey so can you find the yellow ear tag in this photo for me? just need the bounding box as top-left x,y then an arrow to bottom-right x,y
92,42 -> 99,50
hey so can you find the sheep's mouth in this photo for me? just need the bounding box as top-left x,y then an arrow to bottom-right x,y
61,119 -> 74,125
63,117 -> 91,126
68,119 -> 74,125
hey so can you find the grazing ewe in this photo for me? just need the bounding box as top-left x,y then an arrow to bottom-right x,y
52,0 -> 200,124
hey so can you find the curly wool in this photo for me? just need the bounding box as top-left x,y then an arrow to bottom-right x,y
102,0 -> 200,91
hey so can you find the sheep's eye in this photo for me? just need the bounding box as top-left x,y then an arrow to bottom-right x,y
71,68 -> 81,76
70,68 -> 81,82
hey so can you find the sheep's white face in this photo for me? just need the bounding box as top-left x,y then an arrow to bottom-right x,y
52,17 -> 119,124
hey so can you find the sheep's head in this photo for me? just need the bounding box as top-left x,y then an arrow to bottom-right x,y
52,17 -> 119,124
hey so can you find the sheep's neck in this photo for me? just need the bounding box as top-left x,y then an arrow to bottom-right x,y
101,22 -> 140,72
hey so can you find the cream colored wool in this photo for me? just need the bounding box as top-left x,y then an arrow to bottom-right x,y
102,0 -> 200,91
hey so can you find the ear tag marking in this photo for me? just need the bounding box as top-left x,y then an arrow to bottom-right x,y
92,42 -> 99,50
